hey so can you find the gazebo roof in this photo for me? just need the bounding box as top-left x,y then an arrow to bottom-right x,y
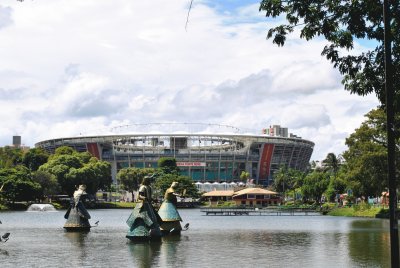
233,187 -> 278,197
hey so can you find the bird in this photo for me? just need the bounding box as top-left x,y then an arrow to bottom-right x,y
1,233 -> 10,242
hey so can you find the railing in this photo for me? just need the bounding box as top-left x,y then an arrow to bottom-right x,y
200,207 -> 320,216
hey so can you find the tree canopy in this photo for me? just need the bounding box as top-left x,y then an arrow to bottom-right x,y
39,146 -> 112,195
342,108 -> 399,197
260,0 -> 400,109
117,167 -> 155,198
0,166 -> 42,202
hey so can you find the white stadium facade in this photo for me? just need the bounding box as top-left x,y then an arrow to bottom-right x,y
35,124 -> 314,186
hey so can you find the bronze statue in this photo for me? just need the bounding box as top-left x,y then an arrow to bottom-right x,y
158,182 -> 188,235
126,175 -> 162,241
64,185 -> 94,232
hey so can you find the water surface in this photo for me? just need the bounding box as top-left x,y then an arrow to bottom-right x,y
0,209 -> 392,267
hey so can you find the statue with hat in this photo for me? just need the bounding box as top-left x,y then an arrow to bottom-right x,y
126,175 -> 162,241
158,181 -> 188,235
64,185 -> 95,232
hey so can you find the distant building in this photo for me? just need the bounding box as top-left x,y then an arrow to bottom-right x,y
35,123 -> 314,185
202,187 -> 282,207
12,135 -> 21,147
9,135 -> 30,150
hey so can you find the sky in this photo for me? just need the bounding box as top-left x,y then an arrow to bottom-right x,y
0,0 -> 379,160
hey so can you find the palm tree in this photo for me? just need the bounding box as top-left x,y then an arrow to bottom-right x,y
322,153 -> 341,178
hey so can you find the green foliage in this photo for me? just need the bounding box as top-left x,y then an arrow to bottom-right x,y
328,206 -> 382,217
157,157 -> 179,174
22,148 -> 49,171
39,148 -> 112,195
32,170 -> 60,198
0,166 -> 42,202
0,146 -> 24,168
273,165 -> 306,193
324,172 -> 348,202
342,108 -> 400,197
117,167 -> 155,194
353,202 -> 371,212
301,171 -> 330,203
260,0 -> 400,109
322,153 -> 341,176
240,171 -> 250,182
153,173 -> 200,199
54,146 -> 75,156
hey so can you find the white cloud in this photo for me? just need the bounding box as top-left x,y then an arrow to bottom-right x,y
0,0 -> 379,161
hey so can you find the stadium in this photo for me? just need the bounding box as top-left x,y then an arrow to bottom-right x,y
35,123 -> 314,186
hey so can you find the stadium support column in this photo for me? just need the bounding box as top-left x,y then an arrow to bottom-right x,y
112,145 -> 117,183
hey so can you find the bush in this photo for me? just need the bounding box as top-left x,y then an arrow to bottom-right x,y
353,202 -> 371,211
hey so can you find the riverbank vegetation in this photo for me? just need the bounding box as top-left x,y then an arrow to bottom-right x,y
268,108 -> 397,217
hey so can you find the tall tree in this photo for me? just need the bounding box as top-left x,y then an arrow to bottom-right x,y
301,171 -> 330,204
343,108 -> 399,197
322,153 -> 341,177
259,1 -> 400,109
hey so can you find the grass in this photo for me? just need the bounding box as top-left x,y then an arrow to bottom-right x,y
327,206 -> 383,218
96,201 -> 136,209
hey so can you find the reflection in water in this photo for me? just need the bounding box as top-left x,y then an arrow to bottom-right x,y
0,249 -> 9,256
128,241 -> 162,268
64,231 -> 89,266
159,235 -> 186,267
348,220 -> 390,267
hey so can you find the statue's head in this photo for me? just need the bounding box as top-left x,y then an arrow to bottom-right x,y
78,184 -> 86,191
142,176 -> 151,185
171,181 -> 179,188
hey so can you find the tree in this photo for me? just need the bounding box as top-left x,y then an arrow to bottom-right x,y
301,171 -> 330,204
22,148 -> 49,171
259,1 -> 400,109
324,166 -> 348,202
0,166 -> 42,202
322,153 -> 341,177
153,173 -> 200,199
117,167 -> 155,201
342,108 -> 399,197
39,147 -> 112,195
32,170 -> 60,199
0,146 -> 24,168
157,157 -> 179,174
273,165 -> 303,193
240,171 -> 250,183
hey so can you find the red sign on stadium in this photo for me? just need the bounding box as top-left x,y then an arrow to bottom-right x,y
177,162 -> 206,167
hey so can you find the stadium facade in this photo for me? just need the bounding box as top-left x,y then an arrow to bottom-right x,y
35,124 -> 314,186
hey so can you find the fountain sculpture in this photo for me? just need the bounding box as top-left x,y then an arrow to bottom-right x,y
158,182 -> 185,235
126,175 -> 162,242
27,204 -> 56,212
64,185 -> 95,232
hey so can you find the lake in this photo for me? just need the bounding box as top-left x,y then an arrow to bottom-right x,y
0,209 -> 393,267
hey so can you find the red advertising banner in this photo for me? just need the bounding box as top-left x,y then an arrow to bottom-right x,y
258,144 -> 274,179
